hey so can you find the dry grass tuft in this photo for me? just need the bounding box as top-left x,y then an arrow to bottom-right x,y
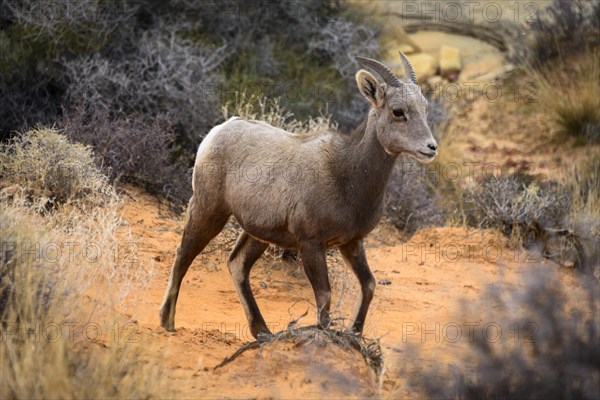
0,206 -> 169,399
222,92 -> 337,136
527,52 -> 600,144
1,127 -> 169,398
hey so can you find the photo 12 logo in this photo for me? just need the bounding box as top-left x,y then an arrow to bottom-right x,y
401,321 -> 538,344
399,1 -> 540,24
1,321 -> 140,344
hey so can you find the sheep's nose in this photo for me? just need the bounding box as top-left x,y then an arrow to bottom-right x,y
428,143 -> 438,151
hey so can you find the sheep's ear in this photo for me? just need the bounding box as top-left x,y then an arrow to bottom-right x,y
356,70 -> 383,108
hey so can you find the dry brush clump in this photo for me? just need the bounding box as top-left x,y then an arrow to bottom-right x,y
527,52 -> 600,144
61,107 -> 193,206
0,208 -> 169,399
562,158 -> 600,273
411,269 -> 600,399
462,172 -> 588,268
0,128 -> 151,306
222,92 -> 337,136
0,128 -> 115,210
463,165 -> 600,272
527,0 -> 600,64
1,127 -> 168,398
384,158 -> 446,235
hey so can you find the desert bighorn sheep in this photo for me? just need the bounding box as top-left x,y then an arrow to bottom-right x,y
160,53 -> 437,340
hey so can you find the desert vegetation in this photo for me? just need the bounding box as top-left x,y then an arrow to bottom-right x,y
0,129 -> 169,398
1,0 -> 599,399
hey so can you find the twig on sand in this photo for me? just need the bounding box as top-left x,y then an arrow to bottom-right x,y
213,325 -> 384,376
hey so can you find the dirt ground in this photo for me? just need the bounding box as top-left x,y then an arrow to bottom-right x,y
107,182 -> 583,399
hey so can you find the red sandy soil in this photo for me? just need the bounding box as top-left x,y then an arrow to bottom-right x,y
108,184 -> 582,399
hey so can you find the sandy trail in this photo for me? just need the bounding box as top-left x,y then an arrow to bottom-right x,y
110,184 -> 575,399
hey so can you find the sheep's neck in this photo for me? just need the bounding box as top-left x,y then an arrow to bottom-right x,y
333,110 -> 397,209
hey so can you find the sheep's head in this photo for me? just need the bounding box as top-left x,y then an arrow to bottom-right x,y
356,53 -> 437,163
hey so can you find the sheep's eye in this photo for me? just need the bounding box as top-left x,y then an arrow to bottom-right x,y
393,109 -> 406,119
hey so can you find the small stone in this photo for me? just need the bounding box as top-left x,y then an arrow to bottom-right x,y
439,45 -> 462,77
378,279 -> 392,286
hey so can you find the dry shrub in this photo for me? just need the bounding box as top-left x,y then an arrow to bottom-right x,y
0,127 -> 150,306
1,125 -> 167,398
222,92 -> 337,135
528,52 -> 600,144
463,172 -> 581,264
0,128 -> 114,209
464,173 -> 570,237
562,158 -> 600,273
412,269 -> 600,399
0,208 -> 168,399
385,158 -> 446,235
60,24 -> 228,151
61,107 -> 192,205
527,0 -> 599,63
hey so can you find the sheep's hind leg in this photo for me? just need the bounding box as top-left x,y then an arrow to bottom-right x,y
160,197 -> 228,332
227,232 -> 270,341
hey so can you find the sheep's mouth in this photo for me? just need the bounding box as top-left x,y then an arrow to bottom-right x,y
418,151 -> 436,159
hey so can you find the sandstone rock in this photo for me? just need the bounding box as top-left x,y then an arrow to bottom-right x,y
439,45 -> 462,77
398,43 -> 417,54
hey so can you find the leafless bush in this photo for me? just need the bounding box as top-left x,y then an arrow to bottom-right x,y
463,173 -> 589,268
413,269 -> 600,399
5,0 -> 138,41
0,78 -> 62,140
309,18 -> 379,78
62,24 -> 229,147
528,0 -> 600,63
309,17 -> 381,130
465,173 -> 570,239
61,106 -> 192,205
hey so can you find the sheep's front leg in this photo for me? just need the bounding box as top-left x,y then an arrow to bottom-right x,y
299,242 -> 331,329
339,239 -> 375,334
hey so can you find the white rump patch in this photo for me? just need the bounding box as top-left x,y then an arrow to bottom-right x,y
192,117 -> 239,191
